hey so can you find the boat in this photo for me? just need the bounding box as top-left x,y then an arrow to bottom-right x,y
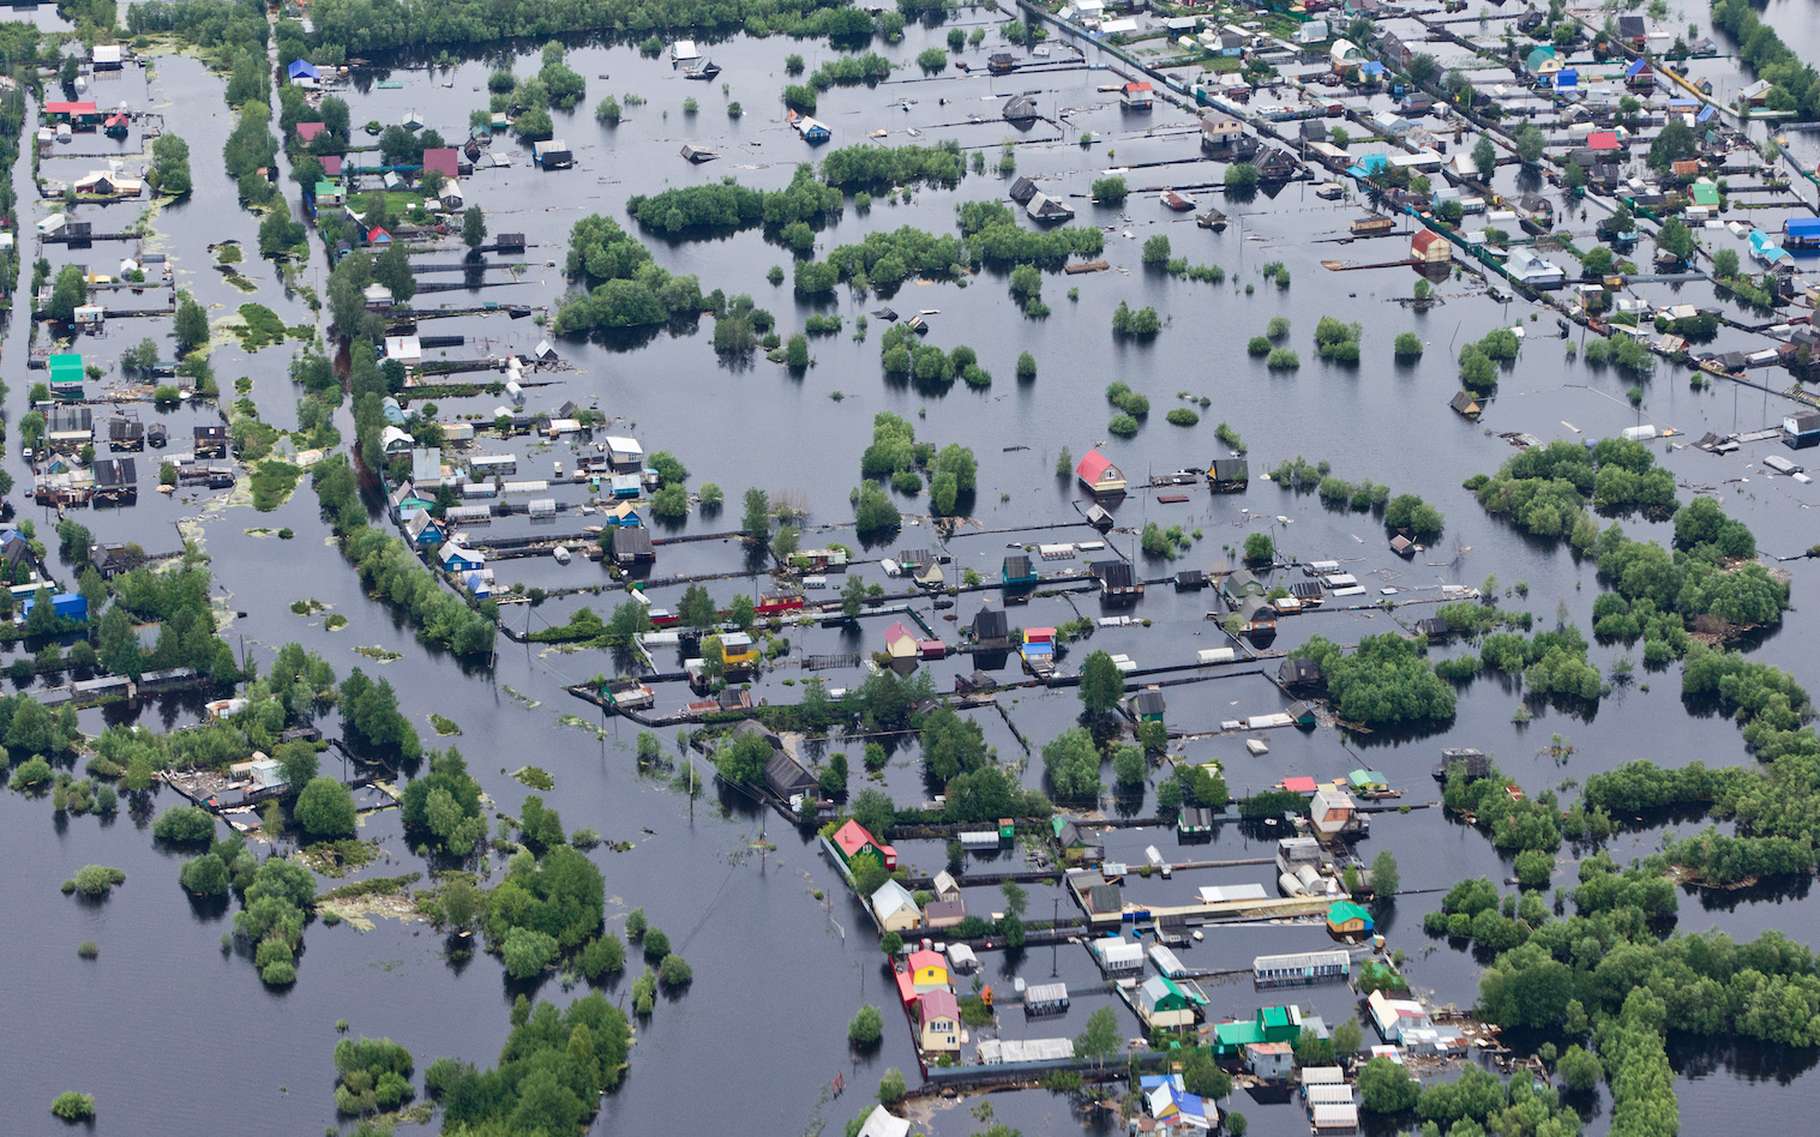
1160,189 -> 1196,212
553,546 -> 571,565
684,60 -> 721,81
1196,208 -> 1229,232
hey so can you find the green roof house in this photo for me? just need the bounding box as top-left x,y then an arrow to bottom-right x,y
48,353 -> 84,395
1212,1006 -> 1301,1056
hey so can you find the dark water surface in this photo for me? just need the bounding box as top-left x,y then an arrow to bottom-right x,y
3,7 -> 1820,1136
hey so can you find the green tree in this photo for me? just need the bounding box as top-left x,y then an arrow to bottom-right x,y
1516,125 -> 1545,166
1077,650 -> 1124,717
47,265 -> 87,324
174,291 -> 209,355
462,205 -> 488,250
742,488 -> 770,540
293,776 -> 357,839
1358,1056 -> 1419,1112
1371,850 -> 1400,898
1472,136 -> 1498,179
1558,1043 -> 1601,1092
1075,1007 -> 1121,1068
714,728 -> 772,786
848,1004 -> 883,1046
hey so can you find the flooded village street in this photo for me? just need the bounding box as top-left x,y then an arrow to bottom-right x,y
2,1 -> 1820,1136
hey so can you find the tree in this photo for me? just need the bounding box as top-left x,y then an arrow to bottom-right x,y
174,291 -> 209,355
1243,532 -> 1274,565
678,584 -> 717,631
1113,745 -> 1147,789
1042,728 -> 1101,801
714,729 -> 772,786
1371,851 -> 1400,898
1077,650 -> 1124,718
294,777 -> 358,839
1656,218 -> 1696,262
1472,136 -> 1498,180
849,1004 -> 883,1046
742,488 -> 770,540
180,852 -> 231,897
50,1092 -> 95,1122
1075,1007 -> 1121,1068
1331,1019 -> 1362,1056
1183,1048 -> 1231,1099
1558,1043 -> 1601,1092
1516,126 -> 1545,167
878,1068 -> 906,1104
1358,1056 -> 1419,1112
150,133 -> 193,197
463,205 -> 488,250
47,265 -> 87,324
1648,118 -> 1696,172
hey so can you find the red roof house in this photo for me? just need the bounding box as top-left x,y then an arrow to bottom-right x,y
367,225 -> 392,245
1076,448 -> 1127,494
1411,228 -> 1452,264
45,101 -> 99,117
319,155 -> 344,176
421,146 -> 459,179
296,121 -> 327,142
831,819 -> 897,870
1586,130 -> 1620,152
1281,775 -> 1319,794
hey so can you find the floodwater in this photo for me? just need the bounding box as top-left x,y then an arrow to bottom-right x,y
2,5 -> 1819,1137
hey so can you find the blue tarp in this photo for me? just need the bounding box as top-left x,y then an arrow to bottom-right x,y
1361,61 -> 1385,78
287,59 -> 318,81
24,593 -> 88,623
1556,68 -> 1578,88
1667,97 -> 1697,108
1624,57 -> 1646,77
1696,105 -> 1717,122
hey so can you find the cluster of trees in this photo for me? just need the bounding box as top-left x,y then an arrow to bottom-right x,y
626,166 -> 841,243
311,457 -> 497,659
1442,764 -> 1562,854
851,483 -> 900,542
486,834 -> 606,979
91,563 -> 242,686
222,102 -> 279,207
1711,0 -> 1820,119
149,133 -> 192,197
306,0 -> 867,54
1469,438 -> 1676,548
333,1037 -> 414,1116
959,201 -> 1103,269
426,993 -> 631,1136
1593,517 -> 1787,631
821,142 -> 963,191
1383,493 -> 1445,543
555,215 -> 703,334
1478,624 -> 1605,704
1111,301 -> 1161,338
879,326 -> 991,391
235,858 -> 316,986
1312,317 -> 1361,364
1457,327 -> 1521,394
1292,634 -> 1455,729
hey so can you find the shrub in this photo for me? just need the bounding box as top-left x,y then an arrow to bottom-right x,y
50,1092 -> 95,1122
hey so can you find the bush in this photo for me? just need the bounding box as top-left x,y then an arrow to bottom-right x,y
849,1004 -> 884,1046
1394,332 -> 1424,359
658,953 -> 693,988
1091,175 -> 1128,204
50,1092 -> 95,1122
66,865 -> 126,898
152,805 -> 217,845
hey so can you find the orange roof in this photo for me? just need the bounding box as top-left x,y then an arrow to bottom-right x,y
1125,81 -> 1152,92
909,949 -> 945,973
1411,229 -> 1444,252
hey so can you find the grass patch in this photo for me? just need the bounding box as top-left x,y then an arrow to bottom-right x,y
250,460 -> 301,511
295,840 -> 381,878
429,713 -> 461,736
317,872 -> 421,903
325,613 -> 348,630
354,645 -> 403,663
512,765 -> 555,790
234,303 -> 289,351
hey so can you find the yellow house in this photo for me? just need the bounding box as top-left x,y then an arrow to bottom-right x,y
908,949 -> 949,993
720,631 -> 758,669
918,990 -> 961,1053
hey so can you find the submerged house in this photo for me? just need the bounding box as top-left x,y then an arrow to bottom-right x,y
1075,449 -> 1127,495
